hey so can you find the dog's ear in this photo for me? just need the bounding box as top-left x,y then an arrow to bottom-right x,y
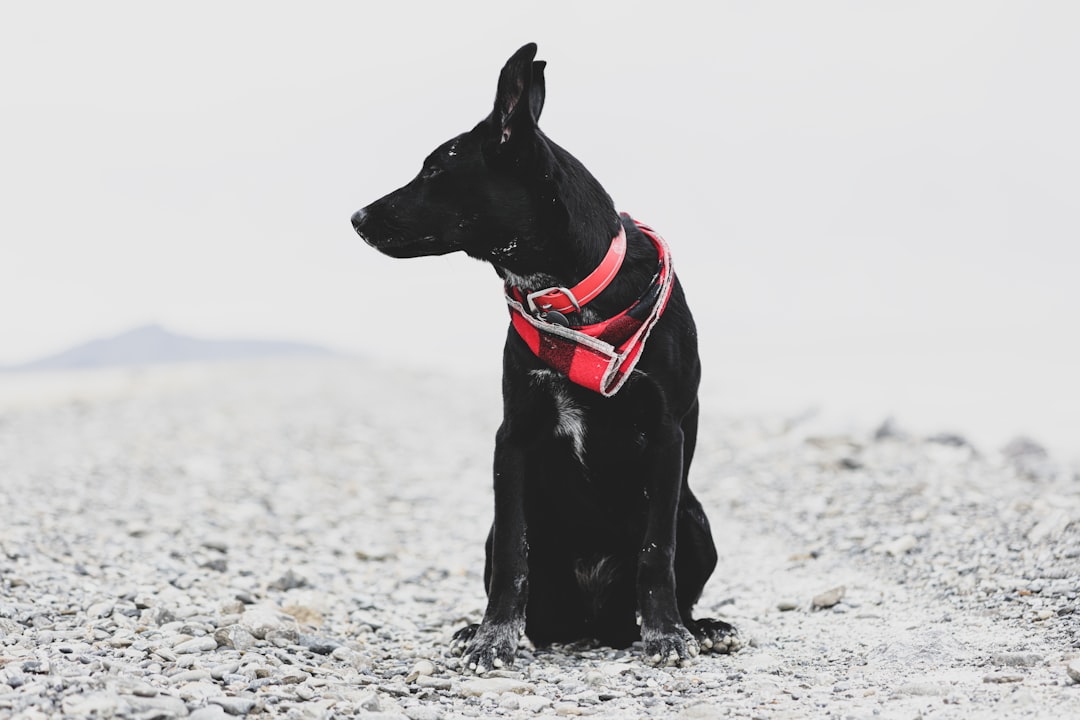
530,60 -> 546,122
492,43 -> 540,145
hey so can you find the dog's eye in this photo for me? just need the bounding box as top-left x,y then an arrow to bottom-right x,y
421,165 -> 443,180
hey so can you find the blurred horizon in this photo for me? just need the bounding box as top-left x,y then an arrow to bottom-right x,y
3,2 -> 1077,458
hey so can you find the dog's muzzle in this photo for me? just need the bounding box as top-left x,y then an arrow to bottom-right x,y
351,208 -> 368,234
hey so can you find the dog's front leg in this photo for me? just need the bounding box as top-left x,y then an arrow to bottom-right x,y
637,426 -> 699,666
454,428 -> 529,673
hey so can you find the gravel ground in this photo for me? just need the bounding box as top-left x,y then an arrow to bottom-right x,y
2,357 -> 1079,719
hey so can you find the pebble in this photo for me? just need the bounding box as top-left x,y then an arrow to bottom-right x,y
210,662 -> 240,680
209,695 -> 259,715
895,682 -> 948,696
416,676 -> 452,690
459,678 -> 535,696
992,652 -> 1043,667
117,679 -> 160,697
190,706 -> 231,720
214,626 -> 257,652
171,669 -> 213,684
280,669 -> 310,684
298,633 -> 342,654
407,659 -> 436,682
1067,659 -> 1080,683
516,695 -> 554,712
127,694 -> 189,718
238,607 -> 300,642
86,601 -> 114,618
403,706 -> 443,720
346,691 -> 377,711
268,569 -> 308,591
330,646 -> 355,662
61,692 -> 122,716
178,681 -> 222,701
811,586 -> 846,609
983,673 -> 1025,684
174,636 -> 218,654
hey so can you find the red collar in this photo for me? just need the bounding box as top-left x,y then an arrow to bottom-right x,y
523,225 -> 627,318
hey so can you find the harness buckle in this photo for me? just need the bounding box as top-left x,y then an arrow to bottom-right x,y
526,286 -> 581,316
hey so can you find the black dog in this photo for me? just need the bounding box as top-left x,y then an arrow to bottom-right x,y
351,43 -> 738,671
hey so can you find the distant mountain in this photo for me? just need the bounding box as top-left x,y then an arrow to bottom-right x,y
4,325 -> 336,371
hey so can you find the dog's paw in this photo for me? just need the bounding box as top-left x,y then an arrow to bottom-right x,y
687,617 -> 742,654
449,624 -> 479,657
449,622 -> 520,674
641,623 -> 700,667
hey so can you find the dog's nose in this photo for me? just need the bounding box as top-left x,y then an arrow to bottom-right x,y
351,208 -> 367,233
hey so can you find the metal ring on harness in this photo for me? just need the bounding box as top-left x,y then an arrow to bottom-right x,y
526,286 -> 581,316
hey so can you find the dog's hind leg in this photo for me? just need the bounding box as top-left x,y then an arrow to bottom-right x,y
674,489 -> 716,612
680,399 -> 700,483
675,492 -> 741,654
671,402 -> 742,654
636,421 -> 702,666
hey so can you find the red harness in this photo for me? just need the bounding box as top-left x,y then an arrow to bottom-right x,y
505,218 -> 674,397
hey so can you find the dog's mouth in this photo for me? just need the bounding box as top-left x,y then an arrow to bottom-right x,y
352,207 -> 465,258
372,235 -> 459,259
354,225 -> 457,260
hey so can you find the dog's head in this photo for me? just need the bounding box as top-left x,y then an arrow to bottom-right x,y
351,43 -> 572,275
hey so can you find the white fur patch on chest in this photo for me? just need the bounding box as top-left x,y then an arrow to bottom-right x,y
529,369 -> 587,464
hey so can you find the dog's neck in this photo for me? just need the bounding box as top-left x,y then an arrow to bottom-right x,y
501,215 -> 660,325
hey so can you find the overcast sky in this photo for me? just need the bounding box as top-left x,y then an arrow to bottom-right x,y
2,2 -> 1078,455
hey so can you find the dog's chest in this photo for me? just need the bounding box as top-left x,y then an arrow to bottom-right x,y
529,369 -> 588,463
526,369 -> 652,469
